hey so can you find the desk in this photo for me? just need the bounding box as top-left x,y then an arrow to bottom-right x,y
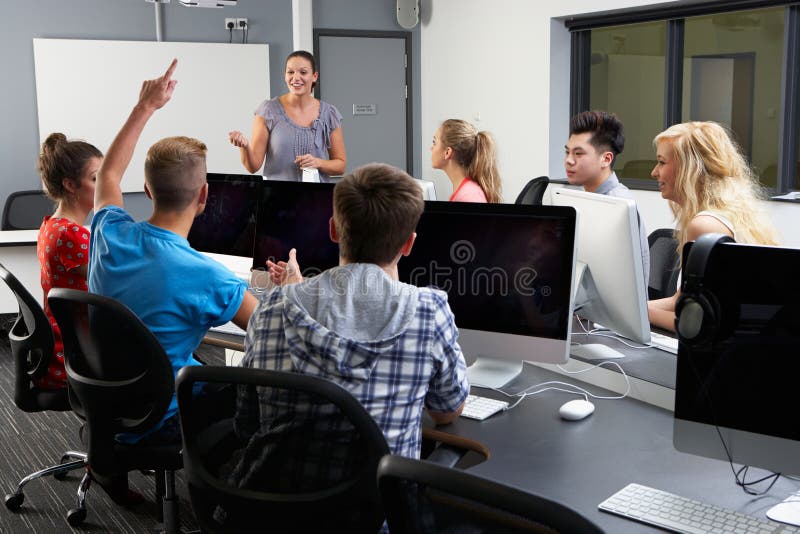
201,330 -> 799,532
0,230 -> 40,313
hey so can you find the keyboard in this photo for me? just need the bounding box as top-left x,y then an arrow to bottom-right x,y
460,395 -> 508,421
599,483 -> 799,533
649,331 -> 678,354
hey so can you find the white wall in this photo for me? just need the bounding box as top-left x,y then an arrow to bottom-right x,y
419,0 -> 800,246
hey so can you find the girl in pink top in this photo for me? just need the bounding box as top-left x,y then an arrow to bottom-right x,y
431,119 -> 502,203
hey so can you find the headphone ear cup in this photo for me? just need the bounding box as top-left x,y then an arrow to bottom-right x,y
676,290 -> 719,345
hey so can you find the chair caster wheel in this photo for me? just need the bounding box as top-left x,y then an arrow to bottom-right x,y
67,507 -> 87,526
4,492 -> 24,511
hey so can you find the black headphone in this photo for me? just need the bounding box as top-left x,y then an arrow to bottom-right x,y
674,233 -> 735,345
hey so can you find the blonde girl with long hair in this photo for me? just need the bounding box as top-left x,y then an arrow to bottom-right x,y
648,121 -> 779,331
431,119 -> 502,203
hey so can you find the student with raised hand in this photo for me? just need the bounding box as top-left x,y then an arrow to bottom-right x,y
229,164 -> 468,495
229,50 -> 346,181
565,110 -> 650,286
36,133 -> 102,390
431,119 -> 502,202
647,121 -> 779,331
89,58 -> 257,453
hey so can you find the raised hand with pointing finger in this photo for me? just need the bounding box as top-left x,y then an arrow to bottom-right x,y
137,58 -> 178,112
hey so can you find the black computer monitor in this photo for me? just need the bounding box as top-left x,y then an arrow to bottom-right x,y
673,241 -> 800,525
252,181 -> 339,276
398,202 -> 578,387
188,173 -> 261,258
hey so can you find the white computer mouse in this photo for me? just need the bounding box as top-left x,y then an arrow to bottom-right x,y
559,399 -> 595,421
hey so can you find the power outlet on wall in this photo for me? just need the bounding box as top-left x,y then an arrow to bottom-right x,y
236,18 -> 248,30
225,18 -> 237,30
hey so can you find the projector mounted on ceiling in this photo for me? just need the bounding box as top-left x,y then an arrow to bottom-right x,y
179,0 -> 237,6
146,0 -> 238,6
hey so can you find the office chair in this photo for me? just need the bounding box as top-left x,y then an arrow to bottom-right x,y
47,288 -> 182,531
0,264 -> 88,513
176,365 -> 390,533
2,190 -> 54,230
378,454 -> 605,533
515,176 -> 550,205
647,228 -> 680,300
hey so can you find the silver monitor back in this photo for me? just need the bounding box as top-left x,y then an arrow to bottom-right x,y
550,188 -> 650,344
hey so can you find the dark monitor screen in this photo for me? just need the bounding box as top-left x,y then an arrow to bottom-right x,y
398,202 -> 576,340
188,173 -> 260,258
252,181 -> 339,275
674,242 -> 800,474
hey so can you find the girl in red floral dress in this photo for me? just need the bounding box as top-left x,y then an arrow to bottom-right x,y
36,133 -> 102,389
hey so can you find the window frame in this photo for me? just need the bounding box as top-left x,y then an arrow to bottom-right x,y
567,1 -> 800,194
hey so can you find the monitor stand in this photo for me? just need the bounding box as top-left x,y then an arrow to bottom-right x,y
767,492 -> 800,527
466,357 -> 523,389
571,262 -> 625,360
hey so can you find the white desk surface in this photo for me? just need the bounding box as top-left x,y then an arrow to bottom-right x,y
0,230 -> 40,314
0,229 -> 38,246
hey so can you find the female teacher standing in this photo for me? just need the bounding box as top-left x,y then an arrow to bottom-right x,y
229,50 -> 346,181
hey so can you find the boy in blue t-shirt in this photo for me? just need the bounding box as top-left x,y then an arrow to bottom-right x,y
87,60 -> 257,502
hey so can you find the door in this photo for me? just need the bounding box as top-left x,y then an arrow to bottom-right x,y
316,32 -> 411,174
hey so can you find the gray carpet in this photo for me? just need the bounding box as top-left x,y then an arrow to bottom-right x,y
0,314 -> 224,533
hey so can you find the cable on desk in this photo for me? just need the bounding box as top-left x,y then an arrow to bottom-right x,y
572,314 -> 653,350
472,360 -> 631,411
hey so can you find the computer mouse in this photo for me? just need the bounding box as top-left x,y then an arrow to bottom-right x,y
559,399 -> 595,421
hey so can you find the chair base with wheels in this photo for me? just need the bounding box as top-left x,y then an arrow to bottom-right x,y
4,451 -> 87,512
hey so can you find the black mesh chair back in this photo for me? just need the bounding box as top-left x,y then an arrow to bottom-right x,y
1,265 -> 89,518
0,262 -> 65,412
648,228 -> 680,300
515,176 -> 550,205
2,190 -> 54,230
47,288 -> 182,530
378,454 -> 605,534
47,288 -> 176,474
176,365 -> 390,533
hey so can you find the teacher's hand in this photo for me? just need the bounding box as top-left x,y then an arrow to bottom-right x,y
294,154 -> 320,169
228,130 -> 249,148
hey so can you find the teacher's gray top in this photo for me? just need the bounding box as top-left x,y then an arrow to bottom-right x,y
255,97 -> 343,182
595,172 -> 651,288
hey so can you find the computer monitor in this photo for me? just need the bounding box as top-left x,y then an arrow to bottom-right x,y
673,241 -> 800,525
550,188 -> 650,358
252,181 -> 339,277
188,173 -> 260,258
415,179 -> 437,200
398,202 -> 578,388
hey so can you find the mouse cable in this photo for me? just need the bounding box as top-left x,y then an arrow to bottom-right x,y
573,314 -> 652,349
473,363 -> 630,411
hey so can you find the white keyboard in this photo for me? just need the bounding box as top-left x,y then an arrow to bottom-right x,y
599,483 -> 799,533
209,321 -> 245,336
460,395 -> 508,421
649,331 -> 678,354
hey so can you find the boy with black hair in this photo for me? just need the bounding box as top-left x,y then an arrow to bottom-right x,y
565,110 -> 649,285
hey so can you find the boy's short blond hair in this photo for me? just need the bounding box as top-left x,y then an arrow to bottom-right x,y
145,136 -> 207,211
333,163 -> 424,265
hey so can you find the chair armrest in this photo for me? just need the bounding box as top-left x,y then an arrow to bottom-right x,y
421,428 -> 490,468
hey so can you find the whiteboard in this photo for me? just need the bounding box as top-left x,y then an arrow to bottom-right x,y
33,39 -> 269,192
